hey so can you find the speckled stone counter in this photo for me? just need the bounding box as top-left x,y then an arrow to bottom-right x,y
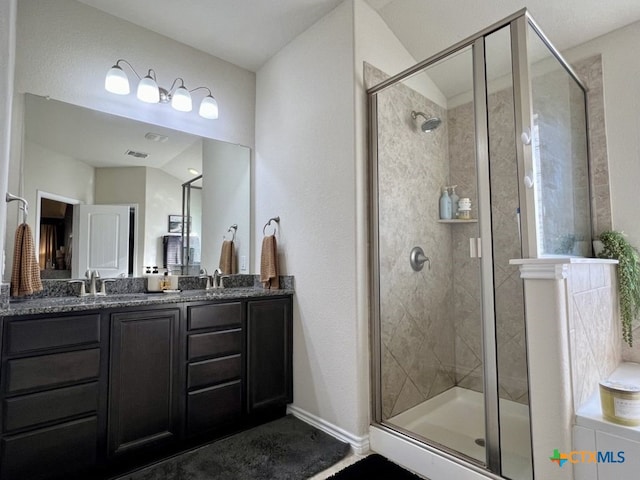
1,274 -> 294,317
0,283 -> 8,310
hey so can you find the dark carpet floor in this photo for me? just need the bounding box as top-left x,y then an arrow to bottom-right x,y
114,415 -> 350,480
327,454 -> 425,479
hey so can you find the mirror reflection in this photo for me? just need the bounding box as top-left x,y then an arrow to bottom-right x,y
18,94 -> 250,279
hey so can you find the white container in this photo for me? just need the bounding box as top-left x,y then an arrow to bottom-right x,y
146,274 -> 164,292
600,379 -> 640,426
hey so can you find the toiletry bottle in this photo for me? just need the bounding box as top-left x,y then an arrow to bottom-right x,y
439,187 -> 452,220
449,185 -> 459,219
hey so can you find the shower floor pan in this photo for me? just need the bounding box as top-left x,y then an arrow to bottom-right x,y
387,386 -> 532,480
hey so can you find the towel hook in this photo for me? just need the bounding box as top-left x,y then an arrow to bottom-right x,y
224,224 -> 238,242
6,193 -> 28,223
263,216 -> 280,236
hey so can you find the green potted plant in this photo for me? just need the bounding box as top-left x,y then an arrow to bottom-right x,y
597,231 -> 640,346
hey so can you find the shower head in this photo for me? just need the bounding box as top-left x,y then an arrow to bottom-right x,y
411,111 -> 442,132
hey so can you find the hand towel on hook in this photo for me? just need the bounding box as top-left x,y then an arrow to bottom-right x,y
11,223 -> 43,297
219,240 -> 237,274
260,235 -> 279,289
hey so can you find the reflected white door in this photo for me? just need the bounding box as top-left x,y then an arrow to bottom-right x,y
72,205 -> 130,278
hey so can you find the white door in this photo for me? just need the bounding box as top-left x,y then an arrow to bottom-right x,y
72,204 -> 130,278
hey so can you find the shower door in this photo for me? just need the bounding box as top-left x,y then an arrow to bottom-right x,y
369,41 -> 496,465
368,17 -> 534,480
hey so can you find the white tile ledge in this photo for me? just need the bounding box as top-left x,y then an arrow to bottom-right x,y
510,257 -> 617,280
575,362 -> 640,443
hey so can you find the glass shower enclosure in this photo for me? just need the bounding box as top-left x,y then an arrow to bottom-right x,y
367,10 -> 591,480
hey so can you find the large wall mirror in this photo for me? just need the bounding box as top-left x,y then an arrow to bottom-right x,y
10,93 -> 250,280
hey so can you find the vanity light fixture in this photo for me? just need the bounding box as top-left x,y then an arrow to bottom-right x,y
105,59 -> 219,119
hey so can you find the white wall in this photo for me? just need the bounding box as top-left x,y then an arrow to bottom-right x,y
253,0 -> 455,442
0,0 -> 16,281
562,21 -> 640,248
15,0 -> 255,148
145,168 -> 184,270
354,0 -> 446,104
4,0 -> 256,277
201,140 -> 251,274
25,141 -> 95,216
255,0 -> 363,436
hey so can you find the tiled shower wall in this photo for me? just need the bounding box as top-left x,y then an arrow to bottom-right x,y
449,89 -> 529,403
366,63 -> 456,419
368,52 -> 611,417
567,262 -> 621,410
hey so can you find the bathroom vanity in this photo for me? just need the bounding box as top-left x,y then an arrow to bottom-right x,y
0,288 -> 293,479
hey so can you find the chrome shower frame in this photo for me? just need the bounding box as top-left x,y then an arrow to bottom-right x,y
367,7 -> 590,479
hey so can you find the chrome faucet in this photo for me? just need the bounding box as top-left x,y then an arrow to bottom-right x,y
212,268 -> 224,289
86,269 -> 100,296
199,267 -> 225,290
199,268 -> 213,290
100,278 -> 116,295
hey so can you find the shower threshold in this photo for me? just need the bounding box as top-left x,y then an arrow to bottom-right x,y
387,387 -> 532,480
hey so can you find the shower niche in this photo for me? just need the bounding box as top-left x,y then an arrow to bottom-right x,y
368,10 -> 591,480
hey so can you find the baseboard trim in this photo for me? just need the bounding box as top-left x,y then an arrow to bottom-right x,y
287,405 -> 370,454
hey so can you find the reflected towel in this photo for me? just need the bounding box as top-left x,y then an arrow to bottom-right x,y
260,235 -> 279,289
11,223 -> 43,297
219,240 -> 237,274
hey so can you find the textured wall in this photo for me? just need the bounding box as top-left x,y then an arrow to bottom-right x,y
255,1 -> 366,437
449,89 -> 528,403
447,101 -> 483,394
567,262 -> 621,410
572,55 -> 612,236
366,64 -> 456,419
0,0 -> 16,281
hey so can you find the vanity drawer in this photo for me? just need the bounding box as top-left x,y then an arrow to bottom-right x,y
187,354 -> 241,390
187,381 -> 242,435
3,382 -> 99,432
5,348 -> 100,394
188,329 -> 242,360
187,302 -> 242,330
0,416 -> 97,480
5,314 -> 100,355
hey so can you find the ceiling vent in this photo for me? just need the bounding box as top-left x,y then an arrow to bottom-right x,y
125,149 -> 149,159
145,132 -> 169,142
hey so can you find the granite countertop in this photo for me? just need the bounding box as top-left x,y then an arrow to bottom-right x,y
1,287 -> 295,317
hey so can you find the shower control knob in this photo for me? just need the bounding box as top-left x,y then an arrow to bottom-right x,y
410,246 -> 431,272
520,129 -> 532,145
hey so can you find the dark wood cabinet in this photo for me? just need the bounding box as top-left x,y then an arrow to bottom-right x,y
247,297 -> 293,412
184,301 -> 245,437
0,294 -> 293,479
107,307 -> 181,457
0,311 -> 106,480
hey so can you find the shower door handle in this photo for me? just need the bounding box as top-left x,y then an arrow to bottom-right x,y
469,238 -> 482,258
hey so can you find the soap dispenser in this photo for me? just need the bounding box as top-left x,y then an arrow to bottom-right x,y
439,187 -> 452,220
449,185 -> 459,218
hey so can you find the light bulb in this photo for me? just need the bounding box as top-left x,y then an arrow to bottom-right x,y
137,74 -> 160,103
105,65 -> 130,95
171,86 -> 192,112
199,95 -> 218,119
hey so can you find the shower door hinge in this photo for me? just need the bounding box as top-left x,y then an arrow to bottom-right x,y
469,237 -> 482,258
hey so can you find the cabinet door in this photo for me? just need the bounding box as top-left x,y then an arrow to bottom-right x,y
108,308 -> 180,456
246,298 -> 292,412
1,416 -> 98,480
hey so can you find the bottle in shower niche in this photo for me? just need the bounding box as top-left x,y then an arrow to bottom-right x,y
439,187 -> 452,220
449,185 -> 459,218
